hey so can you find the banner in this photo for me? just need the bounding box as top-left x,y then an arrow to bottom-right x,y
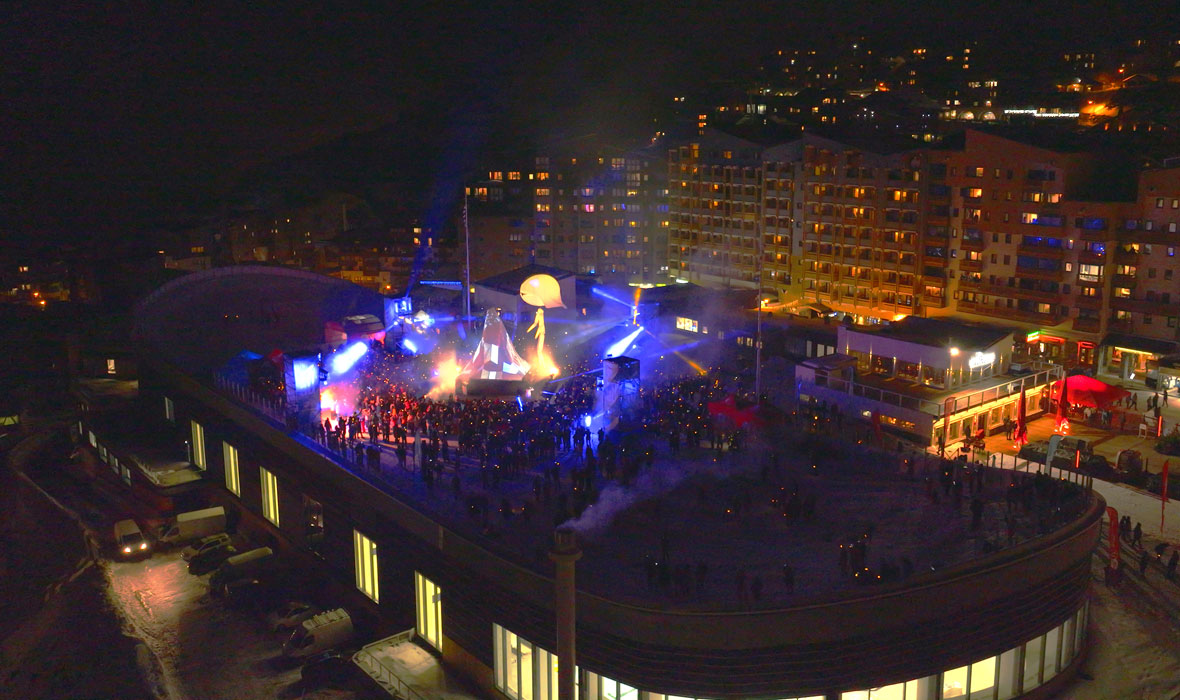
1107,506 -> 1120,568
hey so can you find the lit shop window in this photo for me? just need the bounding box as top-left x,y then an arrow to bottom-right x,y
675,317 -> 699,333
260,466 -> 280,526
493,624 -> 560,700
190,420 -> 206,469
415,572 -> 442,652
222,442 -> 241,497
353,529 -> 379,603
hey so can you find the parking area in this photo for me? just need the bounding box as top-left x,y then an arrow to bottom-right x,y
105,548 -> 358,700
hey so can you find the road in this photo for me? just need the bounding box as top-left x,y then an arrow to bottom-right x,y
105,547 -> 356,700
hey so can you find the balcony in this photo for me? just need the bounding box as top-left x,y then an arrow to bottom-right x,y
1112,274 -> 1137,288
1010,285 -> 1064,303
1111,296 -> 1173,315
958,277 -> 984,291
960,238 -> 986,252
924,256 -> 948,267
1117,229 -> 1180,246
1074,294 -> 1104,310
1078,228 -> 1111,243
1016,265 -> 1064,281
1017,243 -> 1066,259
1108,318 -> 1133,332
922,293 -> 948,308
1073,317 -> 1101,333
1114,249 -> 1138,265
959,259 -> 983,273
1077,250 -> 1105,265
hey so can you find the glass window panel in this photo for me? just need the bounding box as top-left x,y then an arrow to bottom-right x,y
1023,635 -> 1045,690
907,676 -> 938,700
495,626 -> 505,692
996,647 -> 1021,700
969,656 -> 996,699
943,665 -> 969,698
1074,603 -> 1087,652
1043,625 -> 1062,681
1061,616 -> 1076,667
520,637 -> 534,700
841,692 -> 870,700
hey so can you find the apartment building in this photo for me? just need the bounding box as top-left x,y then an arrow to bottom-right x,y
533,145 -> 669,285
667,130 -> 764,289
778,134 -> 936,321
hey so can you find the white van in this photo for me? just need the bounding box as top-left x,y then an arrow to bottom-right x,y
114,519 -> 150,558
282,608 -> 354,659
158,506 -> 226,546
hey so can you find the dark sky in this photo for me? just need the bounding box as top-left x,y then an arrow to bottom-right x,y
1,0 -> 1173,246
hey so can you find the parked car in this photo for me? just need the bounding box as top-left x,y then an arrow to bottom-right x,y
267,601 -> 321,633
187,543 -> 238,576
223,577 -> 286,612
300,650 -> 355,689
283,608 -> 354,660
181,532 -> 232,562
113,519 -> 150,559
209,547 -> 275,593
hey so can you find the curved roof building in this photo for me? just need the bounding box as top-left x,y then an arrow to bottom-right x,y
121,267 -> 1100,700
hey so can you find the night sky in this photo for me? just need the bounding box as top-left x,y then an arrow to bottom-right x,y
1,1 -> 1173,247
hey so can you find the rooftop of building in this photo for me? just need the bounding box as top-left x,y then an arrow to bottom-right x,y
850,316 -> 1013,351
474,264 -> 575,295
134,265 -> 384,375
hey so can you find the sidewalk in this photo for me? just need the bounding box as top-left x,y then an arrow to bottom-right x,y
982,412 -> 1175,476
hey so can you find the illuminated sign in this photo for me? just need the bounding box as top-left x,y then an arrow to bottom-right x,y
968,351 -> 996,369
676,316 -> 699,333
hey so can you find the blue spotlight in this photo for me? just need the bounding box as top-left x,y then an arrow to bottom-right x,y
292,361 -> 319,390
592,287 -> 633,308
605,326 -> 644,358
583,415 -> 593,428
331,341 -> 369,374
401,338 -> 418,354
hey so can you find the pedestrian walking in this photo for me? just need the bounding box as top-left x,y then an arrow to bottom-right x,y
1132,521 -> 1143,548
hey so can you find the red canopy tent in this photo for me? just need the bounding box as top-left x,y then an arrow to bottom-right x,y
1049,375 -> 1130,409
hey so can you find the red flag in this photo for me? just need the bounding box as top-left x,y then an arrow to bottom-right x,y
1107,506 -> 1120,568
1056,376 -> 1070,432
1013,385 -> 1028,446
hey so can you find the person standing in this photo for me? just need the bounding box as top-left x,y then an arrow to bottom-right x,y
1132,521 -> 1143,548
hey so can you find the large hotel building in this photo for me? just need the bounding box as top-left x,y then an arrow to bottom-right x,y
669,128 -> 1180,377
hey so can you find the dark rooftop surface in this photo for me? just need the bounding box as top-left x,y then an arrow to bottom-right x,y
134,266 -> 383,375
475,264 -> 575,294
855,317 -> 1013,351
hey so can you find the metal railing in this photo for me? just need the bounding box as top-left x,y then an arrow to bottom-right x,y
212,372 -> 287,424
986,451 -> 1094,491
353,629 -> 430,700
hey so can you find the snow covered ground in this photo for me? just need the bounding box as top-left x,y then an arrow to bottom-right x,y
104,550 -> 354,700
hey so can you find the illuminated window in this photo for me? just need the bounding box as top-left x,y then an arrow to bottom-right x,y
106,358 -> 117,374
164,396 -> 174,422
675,317 -> 700,333
353,529 -> 379,602
222,442 -> 241,497
508,171 -> 521,180
190,420 -> 206,469
493,624 -> 559,700
415,572 -> 442,651
260,466 -> 280,526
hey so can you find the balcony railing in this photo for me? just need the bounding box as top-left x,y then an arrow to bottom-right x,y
1077,250 -> 1105,265
959,259 -> 983,272
1073,317 -> 1101,333
1112,274 -> 1138,288
1015,265 -> 1064,281
213,372 -> 288,424
1111,297 -> 1173,314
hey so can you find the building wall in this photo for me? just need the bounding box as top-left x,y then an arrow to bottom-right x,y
138,352 -> 1100,700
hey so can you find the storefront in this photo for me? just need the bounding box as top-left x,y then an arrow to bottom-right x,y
1021,330 -> 1096,369
1099,333 -> 1178,381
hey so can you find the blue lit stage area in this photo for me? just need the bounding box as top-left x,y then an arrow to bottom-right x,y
129,265 -> 1102,700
